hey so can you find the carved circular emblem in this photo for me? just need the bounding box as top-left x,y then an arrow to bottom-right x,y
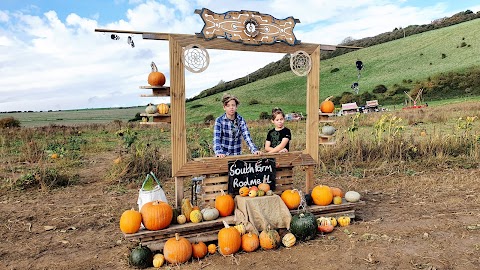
182,44 -> 209,73
244,18 -> 259,37
290,50 -> 312,76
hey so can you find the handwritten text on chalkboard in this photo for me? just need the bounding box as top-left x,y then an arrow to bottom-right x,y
228,158 -> 276,194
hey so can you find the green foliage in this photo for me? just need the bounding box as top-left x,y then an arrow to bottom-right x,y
347,113 -> 361,140
249,99 -> 260,105
0,117 -> 21,128
373,114 -> 405,144
203,114 -> 215,124
259,111 -> 270,120
330,67 -> 340,73
14,167 -> 78,190
372,84 -> 388,94
116,128 -> 138,148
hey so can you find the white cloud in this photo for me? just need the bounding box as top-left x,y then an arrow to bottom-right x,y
0,1 -> 477,112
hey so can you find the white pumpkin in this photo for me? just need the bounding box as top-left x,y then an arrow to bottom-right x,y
345,191 -> 361,202
201,207 -> 219,221
321,125 -> 336,136
282,232 -> 296,247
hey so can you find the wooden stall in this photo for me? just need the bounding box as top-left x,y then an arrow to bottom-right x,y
96,8 -> 363,251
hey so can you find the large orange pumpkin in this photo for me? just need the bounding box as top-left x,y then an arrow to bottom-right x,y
119,209 -> 142,234
218,220 -> 241,255
192,241 -> 208,259
140,200 -> 173,230
281,189 -> 301,210
311,185 -> 333,206
241,232 -> 260,252
215,190 -> 235,217
330,187 -> 344,198
163,233 -> 192,264
320,96 -> 335,113
148,61 -> 166,86
259,226 -> 281,250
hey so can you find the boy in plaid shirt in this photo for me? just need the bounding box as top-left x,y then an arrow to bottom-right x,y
213,93 -> 262,158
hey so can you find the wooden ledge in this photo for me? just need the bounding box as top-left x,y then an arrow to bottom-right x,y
174,151 -> 317,177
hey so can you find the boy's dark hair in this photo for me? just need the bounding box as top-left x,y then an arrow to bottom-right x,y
271,107 -> 285,120
222,93 -> 240,106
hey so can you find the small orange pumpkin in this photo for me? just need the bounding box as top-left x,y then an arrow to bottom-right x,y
207,244 -> 217,254
241,232 -> 260,252
157,103 -> 169,114
148,62 -> 166,86
218,220 -> 241,255
119,209 -> 142,234
258,182 -> 271,192
192,241 -> 208,259
320,96 -> 335,113
311,185 -> 333,206
215,190 -> 235,217
281,189 -> 301,210
239,186 -> 249,197
330,187 -> 344,198
140,200 -> 173,231
163,233 -> 192,264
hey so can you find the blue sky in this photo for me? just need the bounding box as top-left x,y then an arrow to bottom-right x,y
0,0 -> 479,112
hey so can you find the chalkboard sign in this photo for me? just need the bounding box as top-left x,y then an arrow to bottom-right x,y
228,158 -> 276,195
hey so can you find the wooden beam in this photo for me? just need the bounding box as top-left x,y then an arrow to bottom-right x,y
306,45 -> 320,164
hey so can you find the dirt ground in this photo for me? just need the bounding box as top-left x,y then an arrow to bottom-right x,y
1,153 -> 479,270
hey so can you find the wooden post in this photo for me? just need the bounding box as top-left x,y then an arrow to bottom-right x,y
169,36 -> 187,208
304,45 -> 320,192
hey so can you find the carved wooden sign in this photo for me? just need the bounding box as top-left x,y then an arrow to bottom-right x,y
195,8 -> 300,46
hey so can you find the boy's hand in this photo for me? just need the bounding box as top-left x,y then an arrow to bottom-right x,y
216,154 -> 226,158
254,151 -> 262,155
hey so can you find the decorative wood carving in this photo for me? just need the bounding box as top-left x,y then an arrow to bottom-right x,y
195,8 -> 300,46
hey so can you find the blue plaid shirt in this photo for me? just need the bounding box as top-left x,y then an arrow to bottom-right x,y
213,113 -> 258,155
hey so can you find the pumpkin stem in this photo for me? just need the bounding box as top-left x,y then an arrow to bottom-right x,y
222,220 -> 230,228
324,96 -> 333,101
175,232 -> 180,241
151,61 -> 158,72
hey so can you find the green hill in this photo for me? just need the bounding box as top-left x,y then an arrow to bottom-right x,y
186,18 -> 480,123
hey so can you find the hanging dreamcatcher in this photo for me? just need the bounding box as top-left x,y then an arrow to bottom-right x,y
351,60 -> 363,94
290,51 -> 312,77
182,44 -> 209,73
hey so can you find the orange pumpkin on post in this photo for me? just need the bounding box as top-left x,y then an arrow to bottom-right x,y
148,62 -> 166,86
320,96 -> 335,113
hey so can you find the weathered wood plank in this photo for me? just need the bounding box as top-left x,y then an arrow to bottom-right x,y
176,151 -> 316,177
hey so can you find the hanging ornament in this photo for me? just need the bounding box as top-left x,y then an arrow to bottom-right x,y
182,44 -> 209,73
290,51 -> 311,77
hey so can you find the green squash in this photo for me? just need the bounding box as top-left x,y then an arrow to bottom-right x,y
171,208 -> 181,224
290,211 -> 317,241
129,244 -> 153,269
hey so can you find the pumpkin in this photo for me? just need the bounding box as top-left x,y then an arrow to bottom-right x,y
338,216 -> 351,227
311,185 -> 333,206
192,241 -> 208,259
329,217 -> 338,227
163,233 -> 192,264
177,214 -> 187,224
259,226 -> 281,250
207,244 -> 217,254
248,189 -> 257,197
145,103 -> 157,114
258,182 -> 271,192
215,190 -> 235,217
266,190 -> 274,196
317,217 -> 334,233
148,61 -> 166,86
129,244 -> 153,269
51,153 -> 59,159
257,190 -> 265,197
241,232 -> 259,252
249,186 -> 258,192
281,189 -> 301,210
239,186 -> 249,197
234,223 -> 246,236
333,196 -> 342,205
290,212 -> 317,241
201,207 -> 219,221
152,253 -> 165,268
140,200 -> 173,231
218,220 -> 241,255
181,198 -> 194,222
157,103 -> 169,114
282,232 -> 296,247
345,191 -> 361,202
190,209 -> 203,223
120,209 -> 142,234
330,187 -> 344,198
320,96 -> 335,113
321,125 -> 336,136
